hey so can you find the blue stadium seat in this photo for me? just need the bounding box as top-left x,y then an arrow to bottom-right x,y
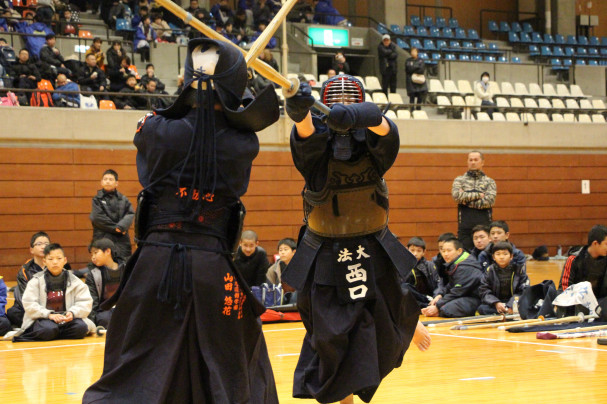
488,42 -> 499,51
167,22 -> 184,36
436,39 -> 447,50
476,42 -> 487,51
588,47 -> 598,56
522,22 -> 533,32
589,36 -> 600,46
423,16 -> 434,27
455,28 -> 467,39
511,56 -> 522,63
519,32 -> 531,44
484,55 -> 496,62
424,39 -> 437,51
577,47 -> 588,56
444,53 -> 456,61
410,15 -> 421,27
550,58 -> 562,68
390,24 -> 402,35
436,17 -> 446,28
600,37 -> 607,46
431,53 -> 441,63
418,51 -> 430,60
449,40 -> 461,49
601,60 -> 607,66
396,38 -> 409,49
553,46 -> 564,57
498,56 -> 508,63
472,54 -> 483,62
459,54 -> 470,61
566,35 -> 577,45
531,32 -> 543,43
576,59 -> 586,65
499,21 -> 510,33
462,41 -> 474,51
588,60 -> 599,66
578,35 -> 589,45
449,18 -> 459,28
403,25 -> 415,36
377,23 -> 389,34
543,34 -> 555,44
488,20 -> 499,33
468,29 -> 479,40
508,32 -> 520,43
410,38 -> 423,49
563,59 -> 573,67
429,27 -> 441,38
601,47 -> 607,55
116,18 -> 135,32
529,45 -> 540,57
565,46 -> 575,56
540,46 -> 552,57
417,27 -> 429,37
511,22 -> 522,33
442,28 -> 454,38
555,34 -> 565,44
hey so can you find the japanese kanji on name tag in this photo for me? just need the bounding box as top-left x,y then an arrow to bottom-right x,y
334,240 -> 376,303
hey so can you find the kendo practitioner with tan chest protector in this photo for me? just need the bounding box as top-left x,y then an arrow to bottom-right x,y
282,74 -> 432,404
83,38 -> 280,404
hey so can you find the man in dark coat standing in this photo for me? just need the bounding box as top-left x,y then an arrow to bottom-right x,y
378,34 -> 398,95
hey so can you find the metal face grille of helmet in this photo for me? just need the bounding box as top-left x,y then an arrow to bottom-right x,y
321,75 -> 365,107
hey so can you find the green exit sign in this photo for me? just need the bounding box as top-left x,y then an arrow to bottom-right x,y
307,26 -> 349,47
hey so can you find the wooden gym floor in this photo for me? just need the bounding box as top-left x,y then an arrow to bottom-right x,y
1,260 -> 607,403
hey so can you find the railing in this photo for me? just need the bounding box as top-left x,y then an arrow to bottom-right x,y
406,4 -> 453,20
479,9 -> 540,39
1,86 -> 178,105
311,12 -> 383,29
3,15 -> 116,41
289,23 -> 315,47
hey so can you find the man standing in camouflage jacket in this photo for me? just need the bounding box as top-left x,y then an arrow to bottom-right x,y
451,151 -> 497,251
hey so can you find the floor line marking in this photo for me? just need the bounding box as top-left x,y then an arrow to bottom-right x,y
0,341 -> 105,353
459,377 -> 495,381
276,353 -> 300,357
429,332 -> 607,352
263,327 -> 305,333
537,349 -> 568,354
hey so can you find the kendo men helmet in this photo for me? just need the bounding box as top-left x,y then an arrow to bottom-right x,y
320,74 -> 365,107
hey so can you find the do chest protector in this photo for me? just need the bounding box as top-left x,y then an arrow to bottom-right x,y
303,156 -> 389,238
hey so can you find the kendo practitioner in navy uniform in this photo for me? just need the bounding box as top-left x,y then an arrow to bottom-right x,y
282,75 -> 432,404
83,38 -> 280,404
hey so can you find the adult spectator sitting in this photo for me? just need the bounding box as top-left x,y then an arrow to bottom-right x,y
39,33 -> 71,79
114,74 -> 145,109
52,73 -> 80,107
108,55 -> 135,92
259,48 -> 278,72
151,13 -> 175,42
106,40 -> 125,70
378,34 -> 398,95
34,0 -> 55,27
331,51 -> 350,75
142,78 -> 168,110
405,47 -> 427,111
11,48 -> 41,105
140,63 -> 165,92
85,38 -> 106,69
108,0 -> 129,30
313,0 -> 347,26
326,68 -> 336,80
253,0 -> 273,26
233,8 -> 252,40
134,16 -> 157,62
287,0 -> 313,23
249,21 -> 276,49
474,71 -> 496,119
451,151 -> 497,251
78,53 -> 106,93
211,0 -> 235,27
131,5 -> 148,28
222,19 -> 241,45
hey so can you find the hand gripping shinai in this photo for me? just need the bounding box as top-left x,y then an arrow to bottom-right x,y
155,0 -> 331,115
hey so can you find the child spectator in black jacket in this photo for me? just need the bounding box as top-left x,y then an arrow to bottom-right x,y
85,238 -> 124,329
401,236 -> 440,308
233,230 -> 270,288
90,169 -> 135,260
422,237 -> 483,318
478,241 -> 529,315
6,231 -> 50,327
